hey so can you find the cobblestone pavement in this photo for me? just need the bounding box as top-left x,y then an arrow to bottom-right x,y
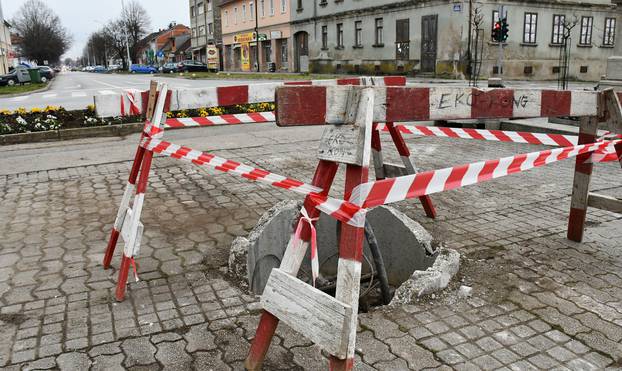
0,131 -> 621,370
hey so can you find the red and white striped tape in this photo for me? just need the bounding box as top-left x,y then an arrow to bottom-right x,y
349,139 -> 619,209
165,112 -> 275,128
376,124 -> 620,163
139,137 -> 366,227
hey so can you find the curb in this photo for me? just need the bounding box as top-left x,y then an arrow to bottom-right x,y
0,122 -> 143,146
0,79 -> 54,99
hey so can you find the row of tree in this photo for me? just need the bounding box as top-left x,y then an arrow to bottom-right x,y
82,1 -> 151,69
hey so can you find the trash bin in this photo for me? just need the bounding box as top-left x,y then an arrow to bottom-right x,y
28,68 -> 42,83
268,62 -> 276,73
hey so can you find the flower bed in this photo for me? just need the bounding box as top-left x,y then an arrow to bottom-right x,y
0,102 -> 276,136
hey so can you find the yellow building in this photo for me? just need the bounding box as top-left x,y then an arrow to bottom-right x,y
0,0 -> 12,74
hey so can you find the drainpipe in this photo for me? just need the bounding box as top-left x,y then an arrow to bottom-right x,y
255,0 -> 260,71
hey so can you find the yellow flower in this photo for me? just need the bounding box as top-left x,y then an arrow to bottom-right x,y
166,111 -> 174,118
30,107 -> 43,113
15,107 -> 27,115
86,105 -> 95,112
0,109 -> 11,115
176,110 -> 188,118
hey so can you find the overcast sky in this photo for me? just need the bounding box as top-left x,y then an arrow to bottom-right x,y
2,0 -> 190,59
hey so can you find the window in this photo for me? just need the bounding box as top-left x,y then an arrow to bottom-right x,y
580,16 -> 593,45
354,21 -> 363,47
208,23 -> 213,35
281,39 -> 288,62
297,0 -> 303,11
322,25 -> 328,49
250,1 -> 254,19
337,23 -> 344,48
270,0 -> 275,15
190,6 -> 195,17
523,13 -> 537,43
375,18 -> 384,45
224,10 -> 229,26
207,0 -> 212,11
396,19 -> 410,60
198,2 -> 204,14
242,4 -> 246,20
604,18 -> 616,46
234,7 -> 238,24
192,27 -> 197,37
199,25 -> 205,35
552,15 -> 565,44
264,43 -> 271,63
281,0 -> 286,13
261,0 -> 265,17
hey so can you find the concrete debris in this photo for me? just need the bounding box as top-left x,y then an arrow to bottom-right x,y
389,247 -> 461,306
458,285 -> 473,298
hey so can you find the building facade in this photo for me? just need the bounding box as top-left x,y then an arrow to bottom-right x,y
189,0 -> 222,66
290,0 -> 622,81
220,0 -> 293,72
0,0 -> 12,74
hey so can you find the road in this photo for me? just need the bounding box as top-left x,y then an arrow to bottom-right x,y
0,71 -> 275,111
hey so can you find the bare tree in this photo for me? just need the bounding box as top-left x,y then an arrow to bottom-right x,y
11,0 -> 72,65
121,0 -> 151,63
102,20 -> 131,69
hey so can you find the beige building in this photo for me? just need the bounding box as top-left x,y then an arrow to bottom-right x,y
0,0 -> 12,74
189,0 -> 222,65
291,0 -> 622,81
220,0 -> 292,71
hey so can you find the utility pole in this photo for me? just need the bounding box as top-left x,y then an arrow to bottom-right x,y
466,0 -> 472,77
121,0 -> 132,71
255,0 -> 260,72
497,5 -> 504,76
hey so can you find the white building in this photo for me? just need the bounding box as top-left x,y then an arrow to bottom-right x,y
0,0 -> 12,74
290,0 -> 622,81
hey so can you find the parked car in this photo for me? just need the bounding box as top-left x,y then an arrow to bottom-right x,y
108,64 -> 122,72
92,65 -> 108,73
130,64 -> 158,74
38,66 -> 55,83
160,62 -> 178,74
176,60 -> 209,73
53,66 -> 62,73
0,69 -> 19,86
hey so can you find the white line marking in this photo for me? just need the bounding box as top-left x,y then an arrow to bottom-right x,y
71,92 -> 87,97
11,96 -> 28,102
99,90 -> 115,95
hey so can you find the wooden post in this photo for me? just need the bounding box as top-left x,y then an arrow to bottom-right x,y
103,81 -> 158,269
567,116 -> 599,242
245,160 -> 339,371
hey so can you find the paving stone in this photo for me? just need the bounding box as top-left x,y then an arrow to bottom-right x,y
183,324 -> 217,353
193,350 -> 231,371
385,335 -> 439,369
91,353 -> 125,371
56,352 -> 91,370
355,331 -> 394,365
121,337 -> 157,367
472,354 -> 503,370
154,340 -> 192,370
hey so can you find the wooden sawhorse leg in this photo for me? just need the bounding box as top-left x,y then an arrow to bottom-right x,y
567,117 -> 599,242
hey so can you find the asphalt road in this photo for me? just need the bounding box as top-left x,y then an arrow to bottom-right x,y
0,71 -> 274,111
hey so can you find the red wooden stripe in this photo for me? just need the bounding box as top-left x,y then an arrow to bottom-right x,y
541,90 -> 571,116
383,76 -> 407,86
337,78 -> 361,85
387,123 -> 410,156
275,86 -> 327,126
471,89 -> 514,118
336,165 -> 367,262
567,207 -> 587,242
386,87 -> 430,122
575,132 -> 597,175
217,85 -> 249,106
371,125 -> 382,151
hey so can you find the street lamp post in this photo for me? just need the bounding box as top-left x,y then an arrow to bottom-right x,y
121,0 -> 133,71
254,0 -> 259,72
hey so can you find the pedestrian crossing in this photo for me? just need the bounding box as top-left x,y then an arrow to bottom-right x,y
3,89 -> 123,103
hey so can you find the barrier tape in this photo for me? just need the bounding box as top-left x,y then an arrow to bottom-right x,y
349,139 -> 620,210
139,137 -> 367,227
120,91 -> 141,116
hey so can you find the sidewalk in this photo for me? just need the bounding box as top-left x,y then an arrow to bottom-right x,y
0,126 -> 621,370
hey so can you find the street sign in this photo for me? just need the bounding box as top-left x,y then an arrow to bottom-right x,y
234,32 -> 256,44
453,4 -> 462,12
258,33 -> 268,41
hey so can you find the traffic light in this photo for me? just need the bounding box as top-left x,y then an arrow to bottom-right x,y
500,18 -> 510,42
492,21 -> 502,42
